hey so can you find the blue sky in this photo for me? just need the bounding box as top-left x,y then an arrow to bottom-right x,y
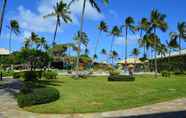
0,0 -> 186,61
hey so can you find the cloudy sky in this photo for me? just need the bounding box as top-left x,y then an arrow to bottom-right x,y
1,0 -> 186,61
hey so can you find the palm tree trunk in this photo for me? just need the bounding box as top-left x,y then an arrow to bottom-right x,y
125,27 -> 128,70
9,29 -> 12,53
76,0 -> 86,75
179,36 -> 181,55
94,31 -> 101,58
0,0 -> 7,36
53,20 -> 58,45
154,28 -> 158,78
110,36 -> 114,65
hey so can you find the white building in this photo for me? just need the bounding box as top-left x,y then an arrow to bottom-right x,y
0,48 -> 10,55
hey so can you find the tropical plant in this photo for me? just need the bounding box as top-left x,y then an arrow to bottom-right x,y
138,18 -> 150,56
94,21 -> 108,59
0,0 -> 7,35
149,9 -> 168,77
110,50 -> 118,65
121,16 -> 136,69
169,22 -> 186,55
68,0 -> 109,74
44,0 -> 72,45
109,26 -> 121,64
131,48 -> 140,67
100,48 -> 107,62
8,20 -> 20,53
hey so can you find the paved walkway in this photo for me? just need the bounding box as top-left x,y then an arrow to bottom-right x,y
0,79 -> 186,118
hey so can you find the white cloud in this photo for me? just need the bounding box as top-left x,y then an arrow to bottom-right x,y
15,0 -> 104,33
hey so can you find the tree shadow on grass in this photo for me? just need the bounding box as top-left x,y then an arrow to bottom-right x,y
107,110 -> 186,118
37,80 -> 64,87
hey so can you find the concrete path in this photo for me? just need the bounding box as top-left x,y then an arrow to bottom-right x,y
0,79 -> 186,118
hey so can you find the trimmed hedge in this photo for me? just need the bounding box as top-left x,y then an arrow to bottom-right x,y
17,87 -> 60,107
161,71 -> 171,77
108,75 -> 135,81
43,71 -> 57,80
13,70 -> 58,80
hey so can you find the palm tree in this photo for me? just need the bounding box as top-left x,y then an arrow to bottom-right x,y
100,48 -> 107,62
131,48 -> 140,70
121,16 -> 136,69
8,20 -> 20,53
110,26 -> 121,64
69,0 -> 109,73
0,0 -> 7,35
169,22 -> 186,55
94,21 -> 108,59
149,9 -> 168,77
138,18 -> 150,56
44,1 -> 72,45
110,50 -> 118,65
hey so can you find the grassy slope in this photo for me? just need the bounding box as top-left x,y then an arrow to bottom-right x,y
24,75 -> 186,113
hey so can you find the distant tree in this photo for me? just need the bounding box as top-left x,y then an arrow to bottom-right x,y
8,20 -> 20,53
110,26 -> 121,64
121,16 -> 136,69
44,0 -> 72,45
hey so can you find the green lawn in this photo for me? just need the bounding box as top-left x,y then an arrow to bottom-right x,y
24,75 -> 186,113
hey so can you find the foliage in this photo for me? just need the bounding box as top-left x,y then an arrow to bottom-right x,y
43,70 -> 58,80
17,87 -> 60,107
161,71 -> 171,77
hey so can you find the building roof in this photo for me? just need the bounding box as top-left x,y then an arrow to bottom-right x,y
156,48 -> 186,59
0,48 -> 10,55
118,58 -> 145,64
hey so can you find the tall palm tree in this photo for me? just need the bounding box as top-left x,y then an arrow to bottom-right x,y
177,22 -> 186,54
110,50 -> 118,65
69,0 -> 109,73
131,48 -> 140,70
100,48 -> 107,62
138,18 -> 150,56
149,9 -> 168,77
44,0 -> 72,45
121,16 -> 136,69
0,0 -> 7,35
8,20 -> 20,53
110,26 -> 121,65
94,21 -> 108,59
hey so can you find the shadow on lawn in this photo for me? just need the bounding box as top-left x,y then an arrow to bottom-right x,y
37,80 -> 64,87
109,110 -> 186,118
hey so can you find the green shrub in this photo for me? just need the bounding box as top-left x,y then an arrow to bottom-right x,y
161,71 -> 171,77
13,72 -> 24,79
1,70 -> 14,77
109,69 -> 120,76
43,71 -> 57,80
108,75 -> 135,81
174,70 -> 185,75
17,87 -> 60,107
23,71 -> 43,81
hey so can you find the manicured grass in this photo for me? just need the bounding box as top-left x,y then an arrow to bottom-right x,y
24,75 -> 186,113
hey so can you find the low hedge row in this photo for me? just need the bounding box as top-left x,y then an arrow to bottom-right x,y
17,87 -> 60,107
108,75 -> 135,81
13,70 -> 57,81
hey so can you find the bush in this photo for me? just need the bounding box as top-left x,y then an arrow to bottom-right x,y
108,75 -> 135,81
161,71 -> 171,77
1,70 -> 14,77
13,72 -> 24,79
109,69 -> 120,76
17,87 -> 60,107
43,71 -> 57,80
23,71 -> 43,81
174,70 -> 185,75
